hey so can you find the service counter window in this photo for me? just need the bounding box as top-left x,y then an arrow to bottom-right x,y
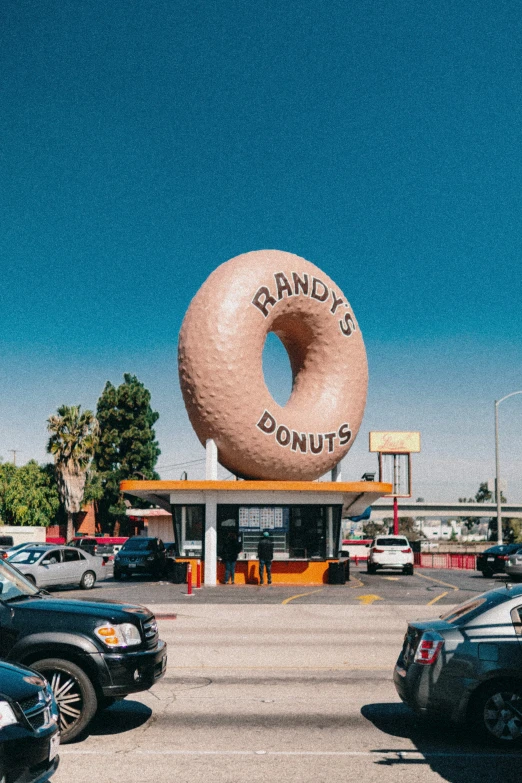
218,504 -> 343,561
171,505 -> 204,557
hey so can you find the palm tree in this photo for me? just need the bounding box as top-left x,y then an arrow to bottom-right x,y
47,405 -> 99,540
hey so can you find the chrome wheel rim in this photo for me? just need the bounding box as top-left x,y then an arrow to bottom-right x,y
484,691 -> 522,741
48,670 -> 83,734
82,572 -> 95,588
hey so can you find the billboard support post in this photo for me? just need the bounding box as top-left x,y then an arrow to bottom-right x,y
370,432 -> 421,537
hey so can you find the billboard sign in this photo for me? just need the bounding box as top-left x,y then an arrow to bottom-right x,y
369,431 -> 421,454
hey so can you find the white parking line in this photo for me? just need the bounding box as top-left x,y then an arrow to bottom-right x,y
61,749 -> 517,759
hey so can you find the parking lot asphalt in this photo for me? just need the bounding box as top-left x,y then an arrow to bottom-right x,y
53,599 -> 520,783
51,566 -> 505,607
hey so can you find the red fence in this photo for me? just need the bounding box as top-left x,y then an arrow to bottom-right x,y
414,552 -> 477,570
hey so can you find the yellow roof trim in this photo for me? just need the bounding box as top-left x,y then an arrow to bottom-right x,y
120,479 -> 393,494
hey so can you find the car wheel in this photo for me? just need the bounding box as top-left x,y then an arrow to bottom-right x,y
24,574 -> 36,585
30,657 -> 97,743
482,568 -> 494,578
472,681 -> 522,746
367,563 -> 376,575
80,570 -> 96,590
113,569 -> 122,580
403,565 -> 414,576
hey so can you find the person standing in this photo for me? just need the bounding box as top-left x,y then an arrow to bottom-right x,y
257,530 -> 274,585
222,531 -> 242,584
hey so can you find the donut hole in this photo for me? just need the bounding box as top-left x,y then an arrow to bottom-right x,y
262,332 -> 293,406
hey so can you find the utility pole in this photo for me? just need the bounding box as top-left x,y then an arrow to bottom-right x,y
9,450 -> 18,466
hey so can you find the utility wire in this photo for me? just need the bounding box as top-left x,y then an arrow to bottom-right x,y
156,458 -> 206,470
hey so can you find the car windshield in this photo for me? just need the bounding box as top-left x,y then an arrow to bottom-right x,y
122,539 -> 152,551
8,550 -> 44,565
375,538 -> 409,547
0,559 -> 40,600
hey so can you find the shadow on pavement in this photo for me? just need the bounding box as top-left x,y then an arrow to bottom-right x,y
361,702 -> 519,783
74,699 -> 152,741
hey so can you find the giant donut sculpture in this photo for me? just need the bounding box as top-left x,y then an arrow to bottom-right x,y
178,250 -> 368,481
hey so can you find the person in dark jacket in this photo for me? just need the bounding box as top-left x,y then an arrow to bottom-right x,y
222,531 -> 242,584
257,531 -> 274,585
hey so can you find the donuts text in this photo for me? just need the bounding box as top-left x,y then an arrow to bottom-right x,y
256,409 -> 352,454
251,271 -> 356,337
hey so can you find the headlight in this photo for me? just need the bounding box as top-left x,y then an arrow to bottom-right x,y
94,623 -> 142,648
0,701 -> 18,728
146,555 -> 155,561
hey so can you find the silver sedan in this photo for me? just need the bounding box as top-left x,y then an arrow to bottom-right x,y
506,551 -> 522,582
7,545 -> 108,590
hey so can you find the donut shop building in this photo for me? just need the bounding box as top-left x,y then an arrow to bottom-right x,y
120,478 -> 390,586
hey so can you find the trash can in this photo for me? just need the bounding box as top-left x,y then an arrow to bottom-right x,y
171,561 -> 188,584
328,561 -> 346,585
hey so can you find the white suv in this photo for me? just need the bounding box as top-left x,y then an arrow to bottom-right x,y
367,535 -> 414,575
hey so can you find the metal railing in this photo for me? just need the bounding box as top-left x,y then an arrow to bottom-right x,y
413,552 -> 476,570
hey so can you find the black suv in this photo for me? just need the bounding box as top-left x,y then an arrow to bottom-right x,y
0,660 -> 60,782
0,558 -> 167,743
114,537 -> 167,580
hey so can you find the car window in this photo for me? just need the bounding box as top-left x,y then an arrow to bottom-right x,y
437,592 -> 519,625
9,550 -> 43,565
41,550 -> 61,565
375,537 -> 409,547
122,539 -> 151,551
63,550 -> 80,562
78,551 -> 87,560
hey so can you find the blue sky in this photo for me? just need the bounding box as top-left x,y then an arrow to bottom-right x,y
1,0 -> 521,501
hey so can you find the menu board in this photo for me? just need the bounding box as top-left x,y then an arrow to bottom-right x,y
239,507 -> 288,530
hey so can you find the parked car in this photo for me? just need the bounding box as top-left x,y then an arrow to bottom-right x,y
0,536 -> 15,561
476,544 -> 522,578
505,550 -> 522,582
367,536 -> 414,575
66,537 -> 126,558
7,545 -> 107,590
113,537 -> 167,580
0,557 -> 167,742
394,583 -> 522,745
0,660 -> 60,782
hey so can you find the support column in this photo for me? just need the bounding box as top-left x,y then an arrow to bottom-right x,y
206,439 -> 218,480
331,462 -> 342,482
204,491 -> 217,586
326,506 -> 334,558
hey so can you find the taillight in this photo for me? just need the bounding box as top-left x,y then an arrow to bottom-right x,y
373,548 -> 384,553
500,555 -> 509,561
402,548 -> 412,554
414,631 -> 444,665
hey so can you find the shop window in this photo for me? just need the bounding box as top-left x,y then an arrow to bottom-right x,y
171,505 -> 204,557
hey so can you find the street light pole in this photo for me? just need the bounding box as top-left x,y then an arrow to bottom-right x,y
494,391 -> 522,546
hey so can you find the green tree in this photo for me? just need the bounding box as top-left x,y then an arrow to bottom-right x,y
363,521 -> 387,539
47,405 -> 99,540
397,516 -> 420,540
0,461 -> 61,526
94,374 -> 160,531
458,482 -> 506,531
